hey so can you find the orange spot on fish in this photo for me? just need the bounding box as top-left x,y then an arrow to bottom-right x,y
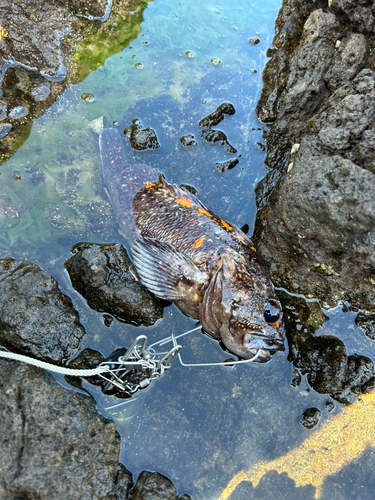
166,285 -> 172,289
175,196 -> 193,208
116,146 -> 122,153
220,219 -> 233,231
197,208 -> 211,217
192,237 -> 205,249
145,182 -> 155,189
251,246 -> 257,252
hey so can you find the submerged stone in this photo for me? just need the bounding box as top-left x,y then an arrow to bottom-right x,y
8,106 -> 28,119
30,82 -> 51,101
129,470 -> 191,500
180,133 -> 197,147
215,158 -> 239,172
200,129 -> 237,153
198,102 -> 236,128
300,407 -> 321,429
125,118 -> 160,150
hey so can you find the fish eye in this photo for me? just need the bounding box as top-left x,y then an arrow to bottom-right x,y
264,302 -> 280,324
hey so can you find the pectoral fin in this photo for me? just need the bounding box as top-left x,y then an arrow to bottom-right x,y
131,238 -> 207,310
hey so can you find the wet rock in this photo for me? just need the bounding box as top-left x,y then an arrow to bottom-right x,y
125,118 -> 160,151
355,312 -> 375,340
0,0 -> 150,162
129,471 -> 191,500
332,354 -> 375,405
0,258 -> 85,363
254,0 -> 375,311
0,359 -> 133,500
215,158 -> 239,172
200,129 -> 237,154
0,122 -> 11,138
65,347 -> 105,391
281,292 -> 375,403
300,407 -> 321,429
180,133 -> 197,147
198,102 -> 235,128
325,401 -> 335,412
8,105 -> 28,119
65,242 -> 164,326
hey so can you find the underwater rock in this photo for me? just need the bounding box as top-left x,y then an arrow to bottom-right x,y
200,128 -> 237,154
0,258 -> 85,363
0,359 -> 133,500
65,242 -> 164,326
254,1 -> 375,311
129,471 -> 191,500
198,102 -> 235,128
300,407 -> 321,430
248,37 -> 260,45
125,118 -> 160,150
180,133 -> 197,147
215,158 -> 239,172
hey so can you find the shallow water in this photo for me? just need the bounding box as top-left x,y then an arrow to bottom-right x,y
1,0 -> 375,499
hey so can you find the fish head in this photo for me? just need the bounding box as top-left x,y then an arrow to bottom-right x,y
223,295 -> 285,362
200,255 -> 285,362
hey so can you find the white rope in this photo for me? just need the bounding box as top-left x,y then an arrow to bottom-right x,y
0,350 -> 110,377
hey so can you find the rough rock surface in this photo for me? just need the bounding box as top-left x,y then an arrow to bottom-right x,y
0,0 -> 146,162
254,0 -> 375,311
0,360 -> 133,500
129,471 -> 191,500
281,291 -> 375,405
65,242 -> 164,326
0,258 -> 85,363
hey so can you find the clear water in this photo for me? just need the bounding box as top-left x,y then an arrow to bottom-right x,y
1,0 -> 375,499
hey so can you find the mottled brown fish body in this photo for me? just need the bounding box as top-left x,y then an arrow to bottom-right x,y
100,128 -> 285,361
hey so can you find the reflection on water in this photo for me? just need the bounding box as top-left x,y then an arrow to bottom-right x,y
0,0 -> 374,499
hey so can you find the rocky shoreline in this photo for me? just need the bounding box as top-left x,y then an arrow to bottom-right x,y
253,0 -> 375,314
0,0 -> 375,498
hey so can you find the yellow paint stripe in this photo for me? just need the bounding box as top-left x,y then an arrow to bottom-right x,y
217,390 -> 375,500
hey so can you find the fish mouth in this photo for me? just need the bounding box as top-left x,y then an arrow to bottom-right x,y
242,335 -> 285,363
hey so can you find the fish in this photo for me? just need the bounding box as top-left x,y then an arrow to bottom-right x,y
99,128 -> 285,362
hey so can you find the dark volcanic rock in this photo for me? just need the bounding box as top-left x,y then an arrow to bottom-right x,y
200,129 -> 237,154
65,242 -> 164,326
215,158 -> 239,172
300,407 -> 321,430
0,258 -> 85,363
129,471 -> 191,500
198,102 -> 235,128
0,359 -> 133,500
125,118 -> 160,150
180,133 -> 197,147
254,0 -> 375,311
281,292 -> 375,404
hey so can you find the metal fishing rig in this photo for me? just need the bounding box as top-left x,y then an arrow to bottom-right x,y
0,325 -> 261,399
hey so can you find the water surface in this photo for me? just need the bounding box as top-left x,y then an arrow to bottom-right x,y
1,0 -> 374,499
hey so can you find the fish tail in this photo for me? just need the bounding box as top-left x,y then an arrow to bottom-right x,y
99,128 -> 159,243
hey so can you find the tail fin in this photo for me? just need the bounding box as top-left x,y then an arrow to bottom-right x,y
99,128 -> 159,243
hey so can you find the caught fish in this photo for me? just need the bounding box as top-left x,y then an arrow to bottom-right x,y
99,128 -> 285,362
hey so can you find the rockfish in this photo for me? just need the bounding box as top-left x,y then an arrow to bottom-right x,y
99,128 -> 284,362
